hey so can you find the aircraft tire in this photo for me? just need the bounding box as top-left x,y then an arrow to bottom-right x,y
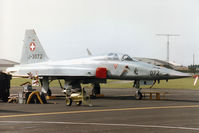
40,92 -> 47,104
135,91 -> 143,100
66,98 -> 72,106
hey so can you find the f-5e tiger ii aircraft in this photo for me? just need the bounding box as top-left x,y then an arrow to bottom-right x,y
7,29 -> 191,100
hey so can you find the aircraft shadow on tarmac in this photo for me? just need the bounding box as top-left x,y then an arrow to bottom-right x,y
95,96 -> 137,100
95,96 -> 199,103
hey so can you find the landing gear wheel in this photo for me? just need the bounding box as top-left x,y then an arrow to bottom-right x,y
40,92 -> 47,104
75,101 -> 82,106
66,98 -> 72,106
135,91 -> 143,100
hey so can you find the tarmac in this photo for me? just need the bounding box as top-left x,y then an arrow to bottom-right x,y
1,87 -> 199,133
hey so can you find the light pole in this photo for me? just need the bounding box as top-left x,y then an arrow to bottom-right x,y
156,34 -> 180,62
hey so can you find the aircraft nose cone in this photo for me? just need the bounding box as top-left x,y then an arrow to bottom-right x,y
164,69 -> 192,79
171,72 -> 191,77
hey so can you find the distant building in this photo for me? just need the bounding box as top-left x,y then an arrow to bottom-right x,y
188,64 -> 199,72
0,59 -> 19,71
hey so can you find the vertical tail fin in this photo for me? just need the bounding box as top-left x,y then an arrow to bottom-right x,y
20,29 -> 49,64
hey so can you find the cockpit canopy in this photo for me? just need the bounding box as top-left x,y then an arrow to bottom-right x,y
91,53 -> 138,62
106,53 -> 137,61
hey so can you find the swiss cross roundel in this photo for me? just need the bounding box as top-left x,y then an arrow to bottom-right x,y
30,42 -> 36,51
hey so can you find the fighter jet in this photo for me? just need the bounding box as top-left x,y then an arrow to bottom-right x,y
7,29 -> 191,100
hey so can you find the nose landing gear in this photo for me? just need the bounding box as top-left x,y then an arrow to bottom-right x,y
134,81 -> 143,100
135,88 -> 143,100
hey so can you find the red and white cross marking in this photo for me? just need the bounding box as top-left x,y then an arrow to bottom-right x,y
30,42 -> 36,51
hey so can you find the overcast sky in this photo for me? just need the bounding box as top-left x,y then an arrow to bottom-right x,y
0,0 -> 199,66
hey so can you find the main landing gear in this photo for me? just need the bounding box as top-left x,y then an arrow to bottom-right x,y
135,88 -> 143,100
40,77 -> 52,96
134,81 -> 143,100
